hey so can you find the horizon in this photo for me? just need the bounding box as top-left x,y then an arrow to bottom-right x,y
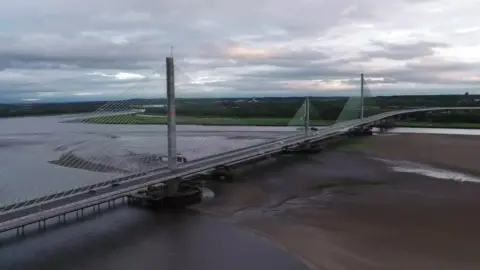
1,0 -> 480,102
1,92 -> 476,105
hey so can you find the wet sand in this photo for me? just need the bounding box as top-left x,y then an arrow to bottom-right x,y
196,134 -> 480,270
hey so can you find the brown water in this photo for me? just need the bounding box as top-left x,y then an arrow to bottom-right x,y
2,116 -> 480,270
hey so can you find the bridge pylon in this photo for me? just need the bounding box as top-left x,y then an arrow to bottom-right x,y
304,96 -> 310,137
360,73 -> 364,119
166,56 -> 177,170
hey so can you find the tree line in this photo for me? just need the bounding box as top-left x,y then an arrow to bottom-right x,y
2,95 -> 480,123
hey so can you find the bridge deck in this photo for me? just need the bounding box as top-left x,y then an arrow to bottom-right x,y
0,107 -> 478,235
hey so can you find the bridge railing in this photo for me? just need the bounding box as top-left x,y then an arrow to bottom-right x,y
0,110 -> 414,214
1,116 -> 375,215
2,106 -> 477,215
2,115 -> 388,230
0,130 -> 308,214
0,117 -> 371,214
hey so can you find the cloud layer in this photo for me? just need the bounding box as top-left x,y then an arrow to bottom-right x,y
1,0 -> 480,101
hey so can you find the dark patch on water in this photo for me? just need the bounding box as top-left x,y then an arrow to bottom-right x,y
0,207 -> 308,270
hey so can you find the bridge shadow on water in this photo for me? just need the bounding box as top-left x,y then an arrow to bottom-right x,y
0,204 -> 308,270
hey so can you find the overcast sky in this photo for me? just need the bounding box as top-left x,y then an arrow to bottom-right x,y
1,0 -> 479,102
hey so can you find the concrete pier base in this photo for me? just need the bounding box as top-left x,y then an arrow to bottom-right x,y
165,177 -> 181,196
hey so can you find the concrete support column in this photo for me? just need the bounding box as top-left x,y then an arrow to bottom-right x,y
304,96 -> 310,137
166,177 -> 181,196
166,57 -> 177,170
360,73 -> 364,119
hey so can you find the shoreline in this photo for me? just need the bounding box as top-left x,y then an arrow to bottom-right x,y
196,133 -> 480,270
79,114 -> 480,129
2,112 -> 480,129
78,114 -> 332,126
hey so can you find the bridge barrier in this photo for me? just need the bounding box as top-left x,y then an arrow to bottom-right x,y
0,108 -> 427,214
0,129 -> 348,234
0,130 -> 310,214
1,106 -> 478,231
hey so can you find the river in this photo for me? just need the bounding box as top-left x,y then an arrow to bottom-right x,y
0,115 -> 478,270
0,115 -> 297,205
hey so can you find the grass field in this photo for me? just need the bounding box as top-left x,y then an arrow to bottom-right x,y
81,114 -> 334,126
80,114 -> 480,129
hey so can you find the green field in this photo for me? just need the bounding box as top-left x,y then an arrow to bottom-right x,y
80,114 -> 480,129
81,114 -> 334,126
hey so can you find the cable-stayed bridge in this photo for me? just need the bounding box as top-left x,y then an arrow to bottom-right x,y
0,57 -> 479,238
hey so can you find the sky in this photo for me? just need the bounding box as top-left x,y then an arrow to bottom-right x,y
1,0 -> 480,102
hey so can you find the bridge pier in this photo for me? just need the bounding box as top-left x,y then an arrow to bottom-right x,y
16,226 -> 24,237
127,178 -> 203,209
373,118 -> 396,131
107,199 -> 116,208
57,214 -> 66,223
165,177 -> 181,196
37,220 -> 46,230
211,165 -> 234,182
347,126 -> 373,137
281,139 -> 325,154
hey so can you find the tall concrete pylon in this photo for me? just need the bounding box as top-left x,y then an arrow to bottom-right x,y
166,57 -> 177,170
360,73 -> 364,119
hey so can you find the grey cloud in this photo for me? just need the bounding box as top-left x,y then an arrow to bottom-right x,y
401,0 -> 437,3
238,48 -> 480,87
245,59 -> 356,81
0,0 -> 478,100
365,58 -> 480,85
0,33 -> 171,70
0,29 -> 329,71
342,77 -> 399,85
224,49 -> 332,69
404,59 -> 478,72
359,41 -> 450,60
0,0 -> 383,73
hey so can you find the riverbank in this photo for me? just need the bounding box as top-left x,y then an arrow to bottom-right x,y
80,114 -> 480,129
80,114 -> 332,126
196,133 -> 480,270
